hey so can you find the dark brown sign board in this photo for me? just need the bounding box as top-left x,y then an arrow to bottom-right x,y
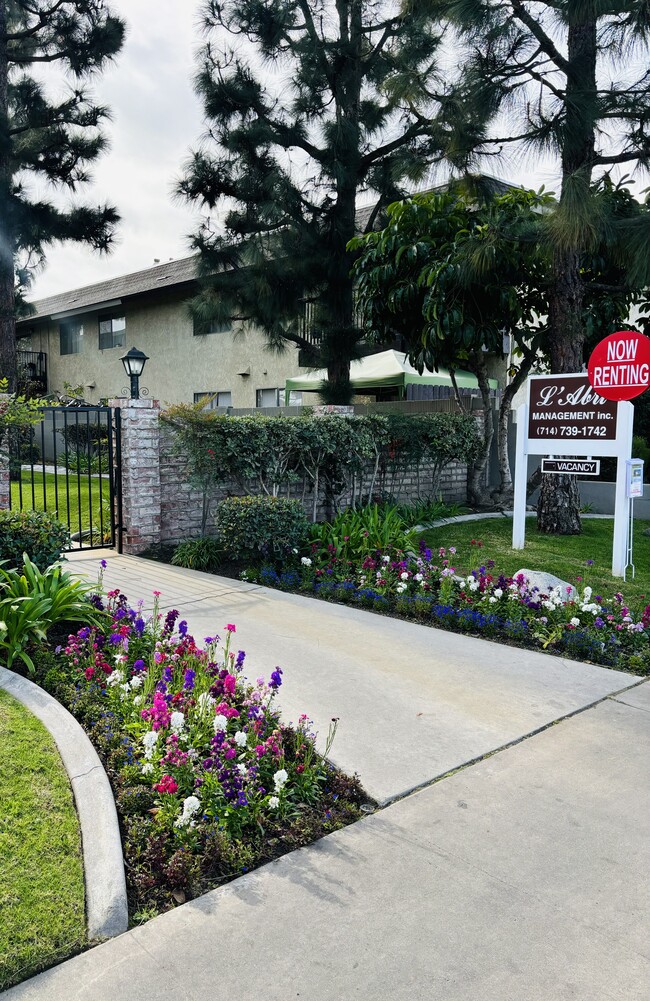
528,375 -> 618,442
541,458 -> 601,476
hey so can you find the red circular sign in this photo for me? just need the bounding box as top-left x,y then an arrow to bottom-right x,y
587,330 -> 650,401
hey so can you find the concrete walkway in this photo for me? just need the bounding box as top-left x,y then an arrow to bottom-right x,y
6,550 -> 648,999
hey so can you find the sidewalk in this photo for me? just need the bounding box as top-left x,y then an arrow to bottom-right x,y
6,550 -> 647,1000
67,549 -> 642,804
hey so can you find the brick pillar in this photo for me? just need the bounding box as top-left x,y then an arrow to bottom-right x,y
109,398 -> 162,555
0,394 -> 9,509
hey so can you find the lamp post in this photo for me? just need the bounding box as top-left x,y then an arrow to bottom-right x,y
120,346 -> 149,399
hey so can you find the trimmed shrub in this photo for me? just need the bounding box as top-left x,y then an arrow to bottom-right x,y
216,496 -> 309,563
0,510 -> 70,570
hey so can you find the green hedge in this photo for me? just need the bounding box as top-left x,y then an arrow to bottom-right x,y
161,406 -> 481,522
0,510 -> 70,570
216,496 -> 310,563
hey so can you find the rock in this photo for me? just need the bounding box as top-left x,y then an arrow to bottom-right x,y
513,569 -> 576,600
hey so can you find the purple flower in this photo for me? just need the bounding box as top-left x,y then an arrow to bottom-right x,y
109,633 -> 123,645
269,667 -> 283,689
178,620 -> 188,637
100,559 -> 107,569
133,659 -> 146,673
134,617 -> 145,635
594,617 -> 605,628
162,666 -> 173,684
163,609 -> 179,634
235,650 -> 246,670
183,668 -> 196,691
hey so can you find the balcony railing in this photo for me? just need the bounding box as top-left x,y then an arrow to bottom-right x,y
17,350 -> 47,393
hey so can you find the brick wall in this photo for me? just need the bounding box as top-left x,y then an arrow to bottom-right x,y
109,398 -> 162,554
159,427 -> 469,544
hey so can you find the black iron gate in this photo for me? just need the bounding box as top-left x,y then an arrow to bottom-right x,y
8,404 -> 123,552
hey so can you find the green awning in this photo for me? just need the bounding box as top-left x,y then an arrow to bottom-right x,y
286,349 -> 498,400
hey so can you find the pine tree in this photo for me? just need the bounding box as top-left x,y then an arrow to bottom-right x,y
179,0 -> 465,402
426,0 -> 650,532
0,1 -> 125,390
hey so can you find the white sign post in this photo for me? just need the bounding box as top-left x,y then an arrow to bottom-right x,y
513,374 -> 634,577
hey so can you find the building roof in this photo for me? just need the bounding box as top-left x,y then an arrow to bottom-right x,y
19,255 -> 199,324
20,174 -> 521,325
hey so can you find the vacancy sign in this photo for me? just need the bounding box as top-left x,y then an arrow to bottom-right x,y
588,330 -> 650,401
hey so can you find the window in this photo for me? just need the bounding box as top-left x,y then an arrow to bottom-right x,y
288,391 -> 303,407
194,391 -> 232,409
256,388 -> 281,408
99,314 -> 126,350
59,320 -> 83,355
193,316 -> 232,336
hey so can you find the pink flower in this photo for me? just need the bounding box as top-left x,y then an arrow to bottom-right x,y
154,650 -> 164,664
154,774 -> 178,795
224,674 -> 236,695
153,590 -> 161,597
225,623 -> 236,633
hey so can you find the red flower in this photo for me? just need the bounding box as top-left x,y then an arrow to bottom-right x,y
154,775 -> 178,795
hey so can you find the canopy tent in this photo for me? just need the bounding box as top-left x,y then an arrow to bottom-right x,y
285,349 -> 498,402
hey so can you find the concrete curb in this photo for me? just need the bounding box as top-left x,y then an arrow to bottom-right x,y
0,667 -> 128,942
415,510 -> 615,531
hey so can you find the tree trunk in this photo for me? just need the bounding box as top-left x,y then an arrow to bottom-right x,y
537,13 -> 597,535
492,343 -> 538,505
0,9 -> 17,392
467,353 -> 495,506
537,473 -> 581,534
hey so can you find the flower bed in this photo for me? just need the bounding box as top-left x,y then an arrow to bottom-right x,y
37,589 -> 364,919
243,541 -> 650,674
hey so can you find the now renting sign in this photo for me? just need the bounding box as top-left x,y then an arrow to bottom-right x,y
588,330 -> 650,401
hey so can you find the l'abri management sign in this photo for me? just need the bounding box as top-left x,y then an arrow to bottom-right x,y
513,373 -> 635,576
526,375 -> 618,446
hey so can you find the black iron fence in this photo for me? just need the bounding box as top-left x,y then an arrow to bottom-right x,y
8,404 -> 122,551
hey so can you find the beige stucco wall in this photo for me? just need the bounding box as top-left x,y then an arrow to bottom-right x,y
21,293 -> 309,408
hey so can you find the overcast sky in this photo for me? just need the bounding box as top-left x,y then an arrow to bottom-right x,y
27,0 -> 624,301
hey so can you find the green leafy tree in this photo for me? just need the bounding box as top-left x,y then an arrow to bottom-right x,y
352,181 -> 644,505
352,185 -> 553,504
421,0 -> 650,530
0,1 -> 125,390
179,0 -> 469,403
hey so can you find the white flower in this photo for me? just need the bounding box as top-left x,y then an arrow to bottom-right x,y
400,572 -> 409,581
493,588 -> 503,599
273,768 -> 289,791
301,556 -> 312,566
234,730 -> 248,747
382,555 -> 390,564
141,762 -> 154,775
213,714 -> 228,732
268,796 -> 280,809
197,692 -> 215,713
570,617 -> 580,627
489,596 -> 497,604
130,674 -> 144,689
142,730 -> 159,760
414,573 -> 423,582
396,583 -> 407,593
170,711 -> 185,734
174,795 -> 201,828
583,586 -> 592,600
106,670 -> 123,687
133,695 -> 144,706
237,763 -> 248,776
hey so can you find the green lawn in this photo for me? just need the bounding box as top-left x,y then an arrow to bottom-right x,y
421,516 -> 650,606
0,690 -> 86,991
10,471 -> 111,539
